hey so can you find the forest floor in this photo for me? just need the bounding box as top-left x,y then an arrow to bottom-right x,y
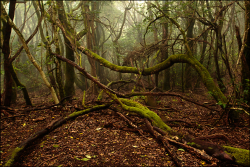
0,88 -> 249,167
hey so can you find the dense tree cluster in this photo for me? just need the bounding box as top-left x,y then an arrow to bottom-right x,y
0,1 -> 249,166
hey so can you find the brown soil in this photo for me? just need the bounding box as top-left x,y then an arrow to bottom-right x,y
1,89 -> 249,166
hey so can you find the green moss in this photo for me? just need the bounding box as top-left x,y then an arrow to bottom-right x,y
83,49 -> 137,73
187,142 -> 201,148
68,105 -> 106,118
223,146 -> 250,166
79,47 -> 227,106
4,146 -> 24,167
119,98 -> 173,133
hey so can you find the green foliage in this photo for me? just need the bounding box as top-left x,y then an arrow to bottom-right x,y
53,144 -> 60,148
216,101 -> 227,109
13,86 -> 24,90
44,0 -> 52,6
0,69 -> 4,75
178,148 -> 185,152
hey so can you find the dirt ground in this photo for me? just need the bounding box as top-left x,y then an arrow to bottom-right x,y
1,88 -> 249,166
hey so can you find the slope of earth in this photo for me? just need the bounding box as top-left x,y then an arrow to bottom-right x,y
0,89 -> 249,166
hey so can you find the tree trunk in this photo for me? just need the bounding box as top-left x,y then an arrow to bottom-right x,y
162,0 -> 170,91
242,1 -> 250,104
185,3 -> 195,91
10,64 -> 32,105
82,2 -> 98,94
2,1 -> 16,106
56,0 -> 76,97
194,7 -> 208,89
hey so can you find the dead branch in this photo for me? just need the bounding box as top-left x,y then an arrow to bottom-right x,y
146,105 -> 174,111
2,114 -> 26,119
164,119 -> 194,127
110,106 -> 145,137
152,126 -> 217,164
145,118 -> 183,167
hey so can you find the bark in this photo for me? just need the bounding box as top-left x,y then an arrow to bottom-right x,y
82,2 -> 98,94
46,50 -> 59,98
74,74 -> 86,91
56,0 -> 76,97
213,2 -> 227,93
221,2 -> 234,85
2,1 -> 16,106
9,64 -> 32,105
184,3 -> 195,90
194,22 -> 208,89
52,5 -> 65,100
162,0 -> 170,91
11,77 -> 17,104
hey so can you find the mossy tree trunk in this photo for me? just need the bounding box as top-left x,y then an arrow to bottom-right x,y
56,0 -> 75,97
51,4 -> 65,100
33,1 -> 65,100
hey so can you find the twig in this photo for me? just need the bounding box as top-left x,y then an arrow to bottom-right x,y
146,105 -> 175,111
2,114 -> 26,119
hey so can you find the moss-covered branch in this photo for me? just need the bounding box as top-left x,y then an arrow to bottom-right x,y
119,98 -> 173,133
42,3 -> 228,105
223,146 -> 250,166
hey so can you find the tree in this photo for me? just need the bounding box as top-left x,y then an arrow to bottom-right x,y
1,2 -> 60,104
56,0 -> 76,97
50,1 -> 228,106
2,1 -> 16,106
2,1 -> 250,166
162,0 -> 171,91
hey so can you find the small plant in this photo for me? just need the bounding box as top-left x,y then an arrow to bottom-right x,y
216,101 -> 227,109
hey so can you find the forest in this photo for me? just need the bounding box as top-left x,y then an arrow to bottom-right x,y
0,0 -> 250,166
